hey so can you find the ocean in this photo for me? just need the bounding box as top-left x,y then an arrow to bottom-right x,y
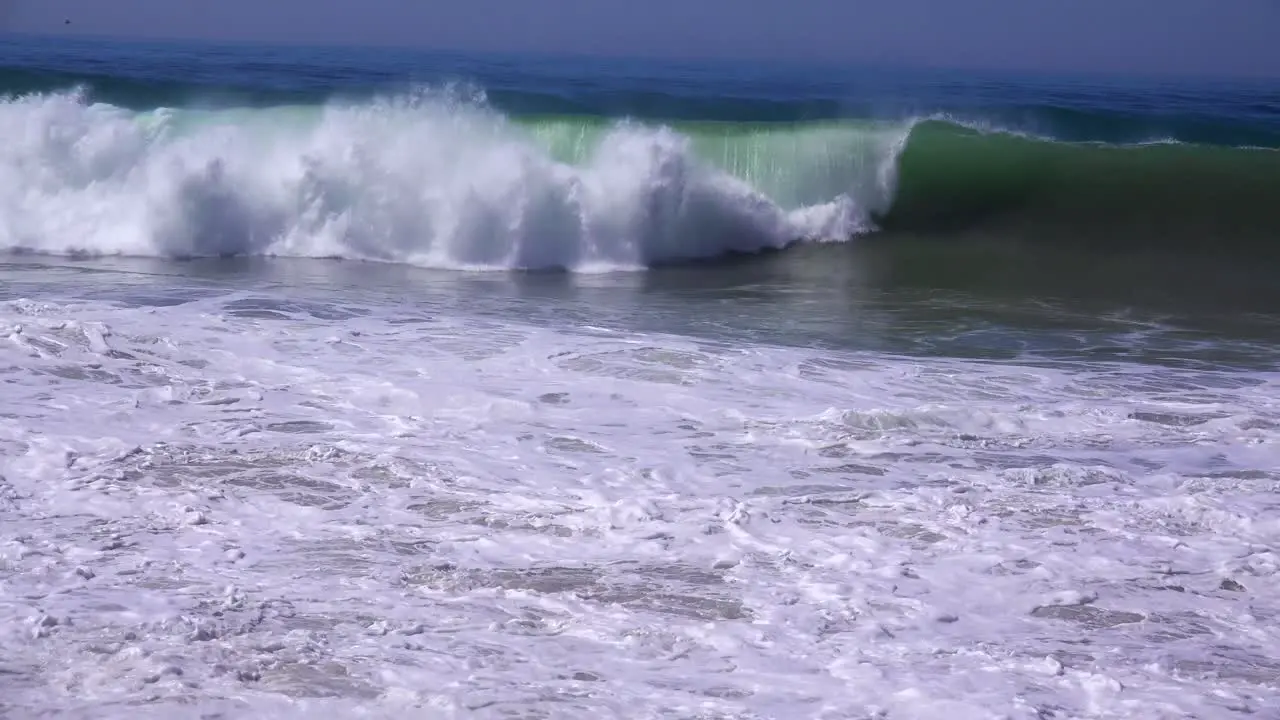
2,35 -> 1279,719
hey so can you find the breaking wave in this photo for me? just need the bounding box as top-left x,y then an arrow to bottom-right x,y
0,86 -> 1276,271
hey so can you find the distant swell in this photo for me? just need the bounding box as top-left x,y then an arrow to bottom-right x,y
0,86 -> 1277,271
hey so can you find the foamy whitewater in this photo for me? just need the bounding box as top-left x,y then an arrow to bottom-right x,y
3,264 -> 1280,719
0,89 -> 893,270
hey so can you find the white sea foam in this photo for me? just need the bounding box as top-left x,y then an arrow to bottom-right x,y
0,89 -> 901,271
2,272 -> 1279,718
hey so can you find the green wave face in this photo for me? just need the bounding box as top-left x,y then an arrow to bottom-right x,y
510,115 -> 1280,249
878,121 -> 1280,249
499,116 -> 1280,248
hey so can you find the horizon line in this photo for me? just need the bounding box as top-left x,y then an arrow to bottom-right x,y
3,30 -> 1277,85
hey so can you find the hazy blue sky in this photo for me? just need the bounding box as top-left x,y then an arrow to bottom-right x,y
4,0 -> 1279,78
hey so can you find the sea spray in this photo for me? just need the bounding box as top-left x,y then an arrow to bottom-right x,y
0,88 -> 893,270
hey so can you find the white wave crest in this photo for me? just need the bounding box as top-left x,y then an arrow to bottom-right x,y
0,88 -> 907,271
